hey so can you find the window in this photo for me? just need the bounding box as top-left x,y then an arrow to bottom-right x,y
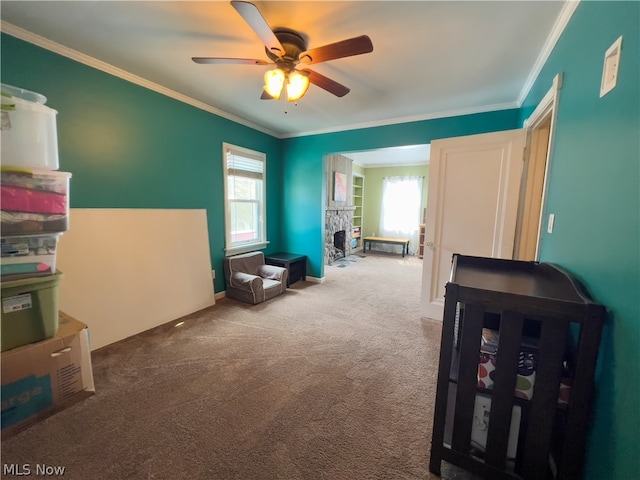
379,176 -> 423,254
222,143 -> 267,255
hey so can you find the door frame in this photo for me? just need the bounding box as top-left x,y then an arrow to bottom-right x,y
514,73 -> 563,260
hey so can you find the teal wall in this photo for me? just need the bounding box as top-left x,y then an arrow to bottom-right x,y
520,2 -> 639,478
1,33 -> 283,293
359,165 -> 429,240
282,109 -> 520,278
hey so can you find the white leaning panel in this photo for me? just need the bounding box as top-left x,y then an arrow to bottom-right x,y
57,208 -> 216,350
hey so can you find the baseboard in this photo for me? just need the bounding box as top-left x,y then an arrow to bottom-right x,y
215,291 -> 227,300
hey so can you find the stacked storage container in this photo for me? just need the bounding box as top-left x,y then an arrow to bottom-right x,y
1,83 -> 71,352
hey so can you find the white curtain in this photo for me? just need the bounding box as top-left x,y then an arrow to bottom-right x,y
378,176 -> 424,255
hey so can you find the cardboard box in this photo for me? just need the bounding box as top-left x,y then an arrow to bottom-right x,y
1,311 -> 95,439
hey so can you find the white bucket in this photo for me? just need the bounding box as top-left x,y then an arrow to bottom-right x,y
1,84 -> 59,170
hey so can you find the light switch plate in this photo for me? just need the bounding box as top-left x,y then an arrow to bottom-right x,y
547,213 -> 555,234
600,36 -> 622,98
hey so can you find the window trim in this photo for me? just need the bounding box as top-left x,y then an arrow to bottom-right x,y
222,142 -> 268,256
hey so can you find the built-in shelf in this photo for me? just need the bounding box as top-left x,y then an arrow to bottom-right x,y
351,173 -> 364,250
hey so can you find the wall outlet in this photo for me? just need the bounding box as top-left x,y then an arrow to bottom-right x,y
211,269 -> 215,280
547,213 -> 555,234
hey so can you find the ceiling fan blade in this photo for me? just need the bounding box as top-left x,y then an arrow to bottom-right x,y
192,57 -> 270,65
300,69 -> 350,97
299,35 -> 373,65
231,1 -> 285,58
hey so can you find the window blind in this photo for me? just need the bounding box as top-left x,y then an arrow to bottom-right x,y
226,151 -> 264,179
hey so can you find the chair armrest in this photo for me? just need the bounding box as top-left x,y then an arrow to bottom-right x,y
257,264 -> 287,281
230,271 -> 263,291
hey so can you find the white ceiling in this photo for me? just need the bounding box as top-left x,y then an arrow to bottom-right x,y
1,1 -> 572,164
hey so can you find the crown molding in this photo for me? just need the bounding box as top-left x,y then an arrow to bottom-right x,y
0,21 -> 280,138
517,0 -> 580,106
354,161 -> 430,169
282,101 -> 519,139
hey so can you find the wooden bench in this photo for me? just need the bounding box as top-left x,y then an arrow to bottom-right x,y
363,236 -> 410,257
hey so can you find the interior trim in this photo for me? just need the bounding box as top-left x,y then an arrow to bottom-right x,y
279,102 -> 519,139
524,73 -> 563,260
517,0 -> 579,106
215,291 -> 227,300
0,21 -> 280,138
524,74 -> 562,129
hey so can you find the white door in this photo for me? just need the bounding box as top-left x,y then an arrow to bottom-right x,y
420,129 -> 526,320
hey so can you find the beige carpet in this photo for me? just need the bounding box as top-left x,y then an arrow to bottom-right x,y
1,253 -> 475,479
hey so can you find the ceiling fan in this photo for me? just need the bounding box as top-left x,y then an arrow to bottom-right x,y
192,1 -> 374,102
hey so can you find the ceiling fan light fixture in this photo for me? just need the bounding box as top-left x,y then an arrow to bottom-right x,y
264,68 -> 285,99
193,2 -> 374,101
286,71 -> 310,102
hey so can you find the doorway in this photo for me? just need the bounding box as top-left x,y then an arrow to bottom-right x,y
420,74 -> 561,320
420,129 -> 527,320
515,73 -> 563,261
514,115 -> 551,260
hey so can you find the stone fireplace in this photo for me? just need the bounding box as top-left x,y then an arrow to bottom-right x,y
325,207 -> 354,265
324,153 -> 354,265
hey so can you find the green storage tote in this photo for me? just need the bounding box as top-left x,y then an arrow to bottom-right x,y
0,271 -> 61,352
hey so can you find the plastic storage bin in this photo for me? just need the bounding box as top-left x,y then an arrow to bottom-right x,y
1,168 -> 71,235
0,271 -> 62,352
1,233 -> 61,279
1,83 -> 59,170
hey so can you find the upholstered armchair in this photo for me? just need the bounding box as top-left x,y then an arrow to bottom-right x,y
223,251 -> 288,304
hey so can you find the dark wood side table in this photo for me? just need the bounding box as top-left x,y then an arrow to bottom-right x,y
264,253 -> 307,287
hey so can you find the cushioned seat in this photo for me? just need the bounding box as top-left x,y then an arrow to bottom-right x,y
223,251 -> 288,304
